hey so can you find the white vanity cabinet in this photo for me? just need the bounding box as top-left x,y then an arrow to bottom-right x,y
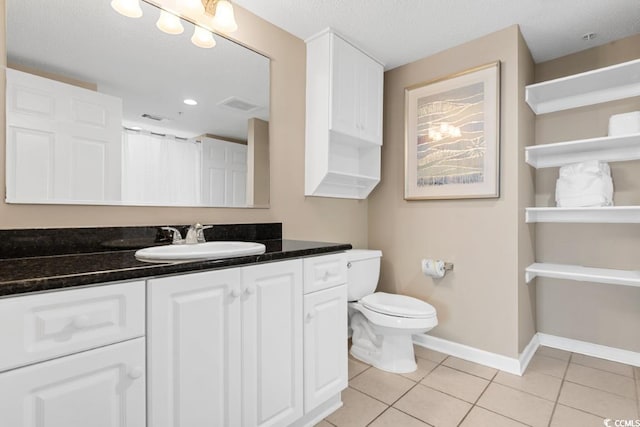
305,28 -> 384,199
147,259 -> 304,427
302,254 -> 348,414
0,281 -> 146,427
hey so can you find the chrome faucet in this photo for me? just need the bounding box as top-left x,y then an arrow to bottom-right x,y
160,226 -> 184,244
185,223 -> 213,244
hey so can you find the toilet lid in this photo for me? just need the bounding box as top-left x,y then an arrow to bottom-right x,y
361,292 -> 436,319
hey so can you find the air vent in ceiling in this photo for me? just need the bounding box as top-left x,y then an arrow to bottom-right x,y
141,113 -> 168,122
218,96 -> 260,112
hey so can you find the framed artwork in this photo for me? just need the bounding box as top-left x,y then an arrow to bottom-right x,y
404,62 -> 500,200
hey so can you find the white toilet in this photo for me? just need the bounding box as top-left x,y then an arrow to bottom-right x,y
347,249 -> 438,373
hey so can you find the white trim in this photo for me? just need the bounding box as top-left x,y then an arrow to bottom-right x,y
413,333 -> 540,376
538,333 -> 640,367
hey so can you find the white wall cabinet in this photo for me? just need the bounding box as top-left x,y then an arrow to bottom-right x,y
306,29 -> 384,199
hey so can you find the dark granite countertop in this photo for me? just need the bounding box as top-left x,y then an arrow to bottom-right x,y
0,239 -> 351,298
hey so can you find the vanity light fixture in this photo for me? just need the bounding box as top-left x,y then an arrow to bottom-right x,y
156,9 -> 184,34
183,98 -> 198,106
204,0 -> 238,33
111,0 -> 238,48
110,0 -> 143,18
191,26 -> 217,48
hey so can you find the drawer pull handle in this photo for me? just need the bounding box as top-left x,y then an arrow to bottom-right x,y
128,366 -> 144,379
323,270 -> 330,281
307,310 -> 317,321
245,287 -> 256,296
72,315 -> 91,329
230,289 -> 241,298
347,262 -> 352,269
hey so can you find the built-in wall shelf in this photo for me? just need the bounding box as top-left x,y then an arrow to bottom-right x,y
525,58 -> 640,114
526,206 -> 640,223
525,263 -> 640,288
526,133 -> 640,169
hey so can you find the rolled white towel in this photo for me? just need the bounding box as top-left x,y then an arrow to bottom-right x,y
556,194 -> 613,208
559,160 -> 610,177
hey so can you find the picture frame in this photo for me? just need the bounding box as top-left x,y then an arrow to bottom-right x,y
404,61 -> 500,200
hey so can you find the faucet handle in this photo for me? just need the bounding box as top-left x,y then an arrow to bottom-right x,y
160,226 -> 184,244
197,225 -> 213,243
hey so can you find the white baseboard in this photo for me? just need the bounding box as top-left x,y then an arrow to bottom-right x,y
538,333 -> 640,367
413,333 -> 539,376
413,332 -> 640,375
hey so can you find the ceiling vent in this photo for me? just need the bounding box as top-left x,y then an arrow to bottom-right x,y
141,113 -> 169,122
218,96 -> 260,113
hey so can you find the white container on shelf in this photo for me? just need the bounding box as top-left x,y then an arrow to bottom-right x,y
609,111 -> 640,136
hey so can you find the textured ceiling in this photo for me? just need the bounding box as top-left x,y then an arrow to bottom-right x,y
233,0 -> 640,69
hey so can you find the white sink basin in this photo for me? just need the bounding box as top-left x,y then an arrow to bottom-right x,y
135,241 -> 266,263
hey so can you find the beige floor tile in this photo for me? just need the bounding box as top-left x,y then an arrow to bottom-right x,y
420,365 -> 489,403
566,363 -> 636,399
571,354 -> 634,378
413,345 -> 448,364
314,421 -> 335,427
550,404 -> 605,427
477,382 -> 554,427
494,370 -> 562,401
326,387 -> 387,427
535,345 -> 572,361
394,384 -> 472,427
558,381 -> 638,419
368,408 -> 430,427
399,356 -> 438,382
459,406 -> 528,427
349,367 -> 416,405
443,356 -> 498,380
348,358 -> 369,380
526,354 -> 569,378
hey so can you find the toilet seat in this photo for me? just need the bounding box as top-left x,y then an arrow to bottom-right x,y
361,292 -> 436,319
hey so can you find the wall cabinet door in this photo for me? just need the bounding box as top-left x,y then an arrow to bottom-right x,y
0,338 -> 145,427
304,285 -> 348,412
147,268 -> 242,427
329,35 -> 383,145
242,259 -> 303,427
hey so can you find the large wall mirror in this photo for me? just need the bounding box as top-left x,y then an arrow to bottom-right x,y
5,0 -> 270,208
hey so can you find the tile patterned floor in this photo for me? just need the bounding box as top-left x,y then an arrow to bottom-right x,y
317,345 -> 640,427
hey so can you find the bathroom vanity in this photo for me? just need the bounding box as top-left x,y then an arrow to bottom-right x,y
0,224 -> 350,427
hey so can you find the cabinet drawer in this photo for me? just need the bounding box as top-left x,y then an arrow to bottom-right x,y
0,281 -> 145,372
303,253 -> 347,294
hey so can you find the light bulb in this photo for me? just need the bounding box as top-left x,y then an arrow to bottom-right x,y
182,0 -> 205,15
211,0 -> 238,33
156,10 -> 184,35
111,0 -> 143,18
191,26 -> 216,48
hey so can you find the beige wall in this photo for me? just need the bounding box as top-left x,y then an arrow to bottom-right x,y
369,25 -> 534,358
534,34 -> 640,352
0,0 -> 368,248
247,118 -> 270,207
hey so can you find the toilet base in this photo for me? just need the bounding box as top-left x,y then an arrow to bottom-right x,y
349,311 -> 420,373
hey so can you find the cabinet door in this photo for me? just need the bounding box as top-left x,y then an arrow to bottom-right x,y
0,338 -> 145,427
330,35 -> 360,139
147,269 -> 242,427
242,260 -> 303,427
304,285 -> 348,412
358,54 -> 384,145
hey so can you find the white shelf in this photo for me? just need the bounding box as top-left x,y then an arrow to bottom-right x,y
526,206 -> 640,223
525,58 -> 640,114
526,133 -> 640,168
525,263 -> 640,288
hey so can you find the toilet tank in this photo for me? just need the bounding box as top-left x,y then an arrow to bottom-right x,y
345,249 -> 382,301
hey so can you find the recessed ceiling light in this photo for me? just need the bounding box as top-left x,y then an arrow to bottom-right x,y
184,99 -> 198,106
